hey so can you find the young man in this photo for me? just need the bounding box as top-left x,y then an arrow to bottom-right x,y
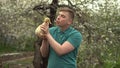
40,7 -> 82,68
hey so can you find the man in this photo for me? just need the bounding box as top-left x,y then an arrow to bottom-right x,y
40,7 -> 82,68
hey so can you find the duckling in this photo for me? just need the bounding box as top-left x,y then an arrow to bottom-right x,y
35,17 -> 51,37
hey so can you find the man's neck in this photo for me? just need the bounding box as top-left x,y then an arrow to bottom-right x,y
60,25 -> 70,32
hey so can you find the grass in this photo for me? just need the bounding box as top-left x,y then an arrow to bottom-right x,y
0,45 -> 17,54
0,44 -> 34,54
3,57 -> 34,68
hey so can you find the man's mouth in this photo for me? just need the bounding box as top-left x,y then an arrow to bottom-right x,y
55,20 -> 60,23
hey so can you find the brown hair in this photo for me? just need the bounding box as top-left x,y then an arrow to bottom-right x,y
59,7 -> 75,20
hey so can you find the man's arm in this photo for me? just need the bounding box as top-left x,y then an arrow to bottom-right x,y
40,25 -> 75,56
46,33 -> 75,56
40,39 -> 49,57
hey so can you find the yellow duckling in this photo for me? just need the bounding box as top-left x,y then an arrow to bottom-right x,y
35,17 -> 51,37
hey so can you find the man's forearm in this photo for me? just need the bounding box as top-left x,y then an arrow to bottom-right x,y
40,39 -> 49,57
46,33 -> 74,56
46,33 -> 63,55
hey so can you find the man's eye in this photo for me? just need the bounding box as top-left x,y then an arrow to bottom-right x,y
61,15 -> 65,18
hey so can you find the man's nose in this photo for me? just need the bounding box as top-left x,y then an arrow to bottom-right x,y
56,16 -> 60,20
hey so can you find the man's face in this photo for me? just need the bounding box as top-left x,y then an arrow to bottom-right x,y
55,11 -> 71,27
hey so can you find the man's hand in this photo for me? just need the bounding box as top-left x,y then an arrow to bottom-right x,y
40,22 -> 49,38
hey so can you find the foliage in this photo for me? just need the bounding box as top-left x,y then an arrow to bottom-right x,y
75,0 -> 120,68
0,0 -> 42,53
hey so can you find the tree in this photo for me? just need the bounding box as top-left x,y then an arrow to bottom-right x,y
33,0 -> 58,68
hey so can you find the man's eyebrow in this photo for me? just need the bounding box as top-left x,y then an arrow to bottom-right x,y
61,14 -> 65,18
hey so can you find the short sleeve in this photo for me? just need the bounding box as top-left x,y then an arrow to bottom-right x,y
67,32 -> 82,48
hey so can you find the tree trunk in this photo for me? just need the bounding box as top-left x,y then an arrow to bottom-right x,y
33,37 -> 48,68
33,37 -> 42,68
0,58 -> 2,68
33,0 -> 58,68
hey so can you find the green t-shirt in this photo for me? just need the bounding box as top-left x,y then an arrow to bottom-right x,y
47,26 -> 82,68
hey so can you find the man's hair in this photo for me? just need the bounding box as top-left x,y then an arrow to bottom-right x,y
59,6 -> 75,20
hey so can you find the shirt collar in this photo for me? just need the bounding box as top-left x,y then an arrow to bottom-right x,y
57,26 -> 72,34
